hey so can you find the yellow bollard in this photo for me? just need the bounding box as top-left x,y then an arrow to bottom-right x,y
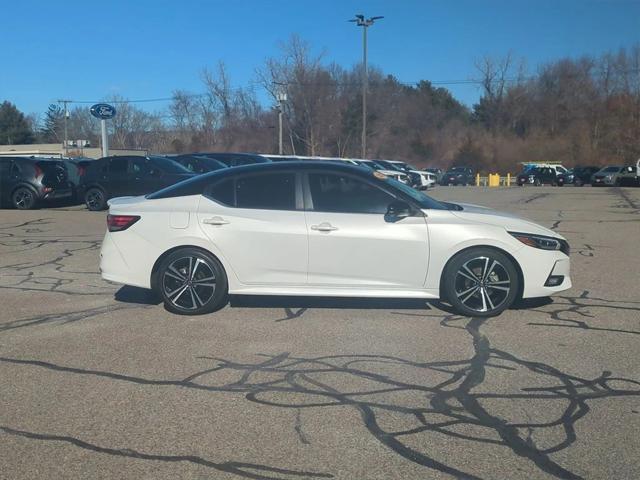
476,173 -> 480,186
507,173 -> 511,186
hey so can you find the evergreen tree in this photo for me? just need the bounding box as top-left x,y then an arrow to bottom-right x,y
0,101 -> 35,145
40,103 -> 64,142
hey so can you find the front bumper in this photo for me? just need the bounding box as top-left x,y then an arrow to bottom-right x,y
512,248 -> 572,298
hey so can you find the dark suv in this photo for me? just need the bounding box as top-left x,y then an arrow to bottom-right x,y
558,166 -> 600,186
193,152 -> 271,167
80,155 -> 194,210
440,166 -> 474,186
0,156 -> 72,209
170,154 -> 229,174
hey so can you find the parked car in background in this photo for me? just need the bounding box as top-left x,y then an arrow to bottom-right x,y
517,167 -> 559,186
386,160 -> 437,189
521,163 -> 569,177
0,156 -> 72,209
558,165 -> 600,186
264,155 -> 303,161
80,155 -> 195,211
350,159 -> 410,184
170,154 -> 229,174
440,166 -> 474,186
618,164 -> 640,187
591,166 -> 625,186
62,157 -> 92,200
193,152 -> 271,167
424,167 -> 443,183
101,161 -> 571,318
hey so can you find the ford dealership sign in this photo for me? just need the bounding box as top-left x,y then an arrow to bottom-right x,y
90,103 -> 116,120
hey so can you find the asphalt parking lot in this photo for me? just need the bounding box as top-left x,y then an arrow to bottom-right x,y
0,186 -> 638,480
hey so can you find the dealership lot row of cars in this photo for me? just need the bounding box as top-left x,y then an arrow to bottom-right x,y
516,162 -> 640,187
0,153 -> 638,211
0,153 -> 445,211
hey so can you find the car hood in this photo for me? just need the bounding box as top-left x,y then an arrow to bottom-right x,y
446,202 -> 563,238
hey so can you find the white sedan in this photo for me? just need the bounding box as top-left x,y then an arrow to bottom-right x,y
100,162 -> 571,317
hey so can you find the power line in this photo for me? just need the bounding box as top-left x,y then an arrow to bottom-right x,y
57,68 -> 640,106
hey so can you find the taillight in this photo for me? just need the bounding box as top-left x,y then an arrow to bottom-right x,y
107,215 -> 140,232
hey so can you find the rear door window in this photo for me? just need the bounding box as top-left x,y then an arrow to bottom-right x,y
130,157 -> 149,175
235,173 -> 296,210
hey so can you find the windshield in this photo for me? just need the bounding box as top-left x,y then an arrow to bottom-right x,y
447,167 -> 468,173
150,156 -> 192,174
382,176 -> 446,210
601,166 -> 620,173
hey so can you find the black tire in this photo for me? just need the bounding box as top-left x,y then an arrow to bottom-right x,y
534,178 -> 542,186
442,247 -> 519,317
85,187 -> 107,211
12,187 -> 37,210
155,248 -> 228,315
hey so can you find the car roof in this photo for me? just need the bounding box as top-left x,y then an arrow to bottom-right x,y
207,160 -> 371,177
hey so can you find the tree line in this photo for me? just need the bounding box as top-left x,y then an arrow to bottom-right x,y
2,37 -> 638,173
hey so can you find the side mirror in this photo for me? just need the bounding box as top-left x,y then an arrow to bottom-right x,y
385,201 -> 412,222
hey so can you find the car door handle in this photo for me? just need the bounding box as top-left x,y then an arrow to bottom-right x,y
203,216 -> 229,226
311,222 -> 338,232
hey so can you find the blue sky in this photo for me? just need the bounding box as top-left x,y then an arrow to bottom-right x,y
1,0 -> 638,117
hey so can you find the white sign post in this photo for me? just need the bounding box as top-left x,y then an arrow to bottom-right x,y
90,103 -> 116,157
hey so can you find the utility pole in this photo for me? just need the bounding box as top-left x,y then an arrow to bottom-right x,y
349,14 -> 383,159
57,99 -> 72,156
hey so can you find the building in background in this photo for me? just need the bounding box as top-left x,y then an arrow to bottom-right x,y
0,143 -> 147,159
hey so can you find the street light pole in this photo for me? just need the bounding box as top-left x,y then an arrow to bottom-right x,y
276,90 -> 287,155
350,14 -> 383,159
362,24 -> 367,160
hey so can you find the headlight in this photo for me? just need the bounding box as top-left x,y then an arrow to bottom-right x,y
509,232 -> 570,255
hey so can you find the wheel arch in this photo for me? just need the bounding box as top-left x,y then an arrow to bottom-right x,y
11,182 -> 38,198
438,244 -> 524,302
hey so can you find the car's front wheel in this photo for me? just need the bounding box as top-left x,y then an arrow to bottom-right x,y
442,248 -> 519,317
156,248 -> 228,315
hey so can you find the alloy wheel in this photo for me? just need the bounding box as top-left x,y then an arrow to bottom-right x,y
86,190 -> 104,210
454,256 -> 511,313
162,256 -> 217,310
13,189 -> 34,209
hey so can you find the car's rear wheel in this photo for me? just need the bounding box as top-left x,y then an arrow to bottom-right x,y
156,248 -> 228,315
534,178 -> 542,186
442,248 -> 519,317
85,188 -> 107,211
12,187 -> 37,210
